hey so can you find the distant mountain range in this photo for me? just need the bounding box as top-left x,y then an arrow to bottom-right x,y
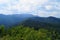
0,14 -> 60,30
0,14 -> 33,27
20,15 -> 60,31
24,16 -> 60,24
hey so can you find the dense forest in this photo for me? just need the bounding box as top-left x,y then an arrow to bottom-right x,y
0,25 -> 60,40
21,16 -> 60,32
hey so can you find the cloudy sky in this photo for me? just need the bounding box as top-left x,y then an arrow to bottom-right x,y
0,0 -> 60,18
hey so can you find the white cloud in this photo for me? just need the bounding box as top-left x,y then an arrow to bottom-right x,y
45,5 -> 53,10
36,10 -> 60,17
0,0 -> 60,18
55,5 -> 60,10
0,0 -> 48,14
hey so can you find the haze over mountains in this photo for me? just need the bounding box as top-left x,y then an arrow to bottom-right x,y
0,14 -> 60,28
0,14 -> 33,27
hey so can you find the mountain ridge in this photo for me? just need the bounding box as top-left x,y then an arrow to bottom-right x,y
0,14 -> 60,29
0,14 -> 34,27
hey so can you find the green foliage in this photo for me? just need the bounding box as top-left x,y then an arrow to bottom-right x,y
0,25 -> 6,37
0,25 -> 60,40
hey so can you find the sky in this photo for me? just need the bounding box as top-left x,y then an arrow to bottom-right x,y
0,0 -> 60,18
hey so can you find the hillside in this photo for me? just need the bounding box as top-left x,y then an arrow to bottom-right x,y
21,16 -> 60,31
0,14 -> 60,40
0,14 -> 33,27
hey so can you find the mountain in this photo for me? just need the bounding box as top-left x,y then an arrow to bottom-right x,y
0,14 -> 60,40
24,16 -> 60,24
0,14 -> 60,31
21,16 -> 60,31
0,14 -> 33,27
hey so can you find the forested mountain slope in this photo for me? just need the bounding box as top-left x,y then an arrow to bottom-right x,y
21,16 -> 60,31
0,14 -> 33,27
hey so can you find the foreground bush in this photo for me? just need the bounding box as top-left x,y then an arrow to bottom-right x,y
0,26 -> 60,40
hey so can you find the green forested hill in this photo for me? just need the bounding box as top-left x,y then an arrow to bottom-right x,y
0,25 -> 60,40
0,15 -> 60,40
21,17 -> 60,32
